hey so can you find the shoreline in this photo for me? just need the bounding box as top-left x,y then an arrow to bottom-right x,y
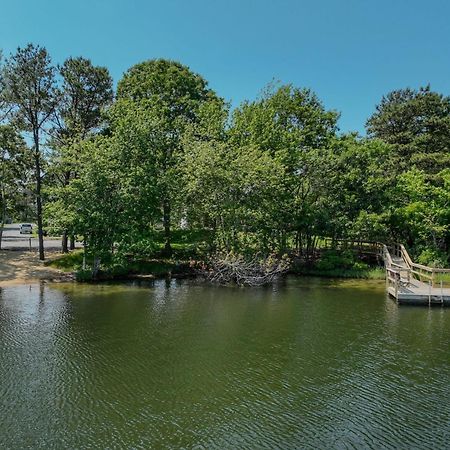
1,249 -> 385,287
0,250 -> 74,287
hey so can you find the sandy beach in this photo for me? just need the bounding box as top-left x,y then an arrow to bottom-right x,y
0,250 -> 72,286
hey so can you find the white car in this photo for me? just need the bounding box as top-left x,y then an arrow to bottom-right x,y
19,223 -> 33,234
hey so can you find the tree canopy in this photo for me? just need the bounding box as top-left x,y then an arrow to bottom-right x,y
1,44 -> 449,272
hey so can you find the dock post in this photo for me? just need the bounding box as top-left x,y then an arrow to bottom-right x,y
428,281 -> 432,306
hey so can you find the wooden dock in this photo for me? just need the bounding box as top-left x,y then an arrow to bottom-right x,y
383,244 -> 450,306
324,239 -> 450,306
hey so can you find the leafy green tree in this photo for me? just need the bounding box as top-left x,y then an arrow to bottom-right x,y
230,84 -> 338,153
50,56 -> 113,252
61,137 -> 122,271
0,51 -> 10,122
229,84 -> 339,255
180,138 -> 285,253
0,125 -> 31,248
116,59 -> 219,255
56,57 -> 114,140
367,86 -> 450,257
325,135 -> 394,241
1,44 -> 59,260
391,168 -> 450,264
50,102 -> 162,272
366,86 -> 450,175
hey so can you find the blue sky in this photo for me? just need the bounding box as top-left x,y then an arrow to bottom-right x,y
1,0 -> 449,133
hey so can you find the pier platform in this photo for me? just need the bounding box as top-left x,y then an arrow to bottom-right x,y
384,244 -> 450,306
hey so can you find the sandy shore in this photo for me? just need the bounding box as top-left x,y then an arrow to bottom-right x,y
0,250 -> 73,286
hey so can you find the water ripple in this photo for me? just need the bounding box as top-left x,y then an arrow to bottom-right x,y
0,279 -> 449,449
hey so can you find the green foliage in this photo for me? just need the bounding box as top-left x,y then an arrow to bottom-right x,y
315,250 -> 356,271
179,138 -> 285,252
0,125 -> 32,225
1,43 -> 59,259
46,250 -> 85,271
367,85 -> 450,174
75,269 -> 95,282
115,59 -> 222,255
293,253 -> 385,279
392,168 -> 449,255
57,57 -> 113,139
1,44 -> 59,133
416,248 -> 448,268
2,47 -> 450,274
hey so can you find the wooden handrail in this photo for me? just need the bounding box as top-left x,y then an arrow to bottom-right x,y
324,238 -> 449,287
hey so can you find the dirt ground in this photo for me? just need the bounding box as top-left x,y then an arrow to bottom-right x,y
0,250 -> 72,286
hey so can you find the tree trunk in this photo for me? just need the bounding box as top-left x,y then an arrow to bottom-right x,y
162,197 -> 172,256
34,133 -> 45,261
62,230 -> 68,253
61,171 -> 71,253
82,241 -> 87,270
295,231 -> 300,253
92,255 -> 101,279
69,234 -> 75,250
0,185 -> 6,251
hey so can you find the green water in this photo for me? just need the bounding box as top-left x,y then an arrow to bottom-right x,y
0,277 -> 449,449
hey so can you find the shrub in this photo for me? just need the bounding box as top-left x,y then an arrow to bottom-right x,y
316,249 -> 355,271
75,269 -> 94,282
417,248 -> 448,268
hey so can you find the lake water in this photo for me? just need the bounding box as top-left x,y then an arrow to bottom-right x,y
0,278 -> 449,449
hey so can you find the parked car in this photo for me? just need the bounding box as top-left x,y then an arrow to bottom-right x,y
19,223 -> 33,234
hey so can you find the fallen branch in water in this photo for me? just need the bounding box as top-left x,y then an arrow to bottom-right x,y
199,253 -> 290,286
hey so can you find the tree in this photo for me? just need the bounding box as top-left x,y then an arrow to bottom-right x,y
61,137 -> 124,274
0,125 -> 31,248
180,139 -> 285,253
229,84 -> 339,255
116,59 -> 218,255
50,101 -> 162,273
1,44 -> 59,260
56,57 -> 113,140
366,86 -> 450,175
392,168 -> 450,264
367,86 -> 450,257
50,56 -> 113,252
0,51 -> 11,122
324,135 -> 394,242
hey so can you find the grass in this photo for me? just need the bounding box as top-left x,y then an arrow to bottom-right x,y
292,266 -> 385,280
433,272 -> 450,288
46,250 -> 85,271
46,249 -> 192,281
151,228 -> 212,258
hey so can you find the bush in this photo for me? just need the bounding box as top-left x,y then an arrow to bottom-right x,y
316,249 -> 355,271
352,261 -> 369,270
75,269 -> 94,282
417,248 -> 448,268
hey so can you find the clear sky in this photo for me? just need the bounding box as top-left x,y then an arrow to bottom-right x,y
1,0 -> 449,133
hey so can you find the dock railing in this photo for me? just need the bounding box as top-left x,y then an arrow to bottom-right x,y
323,238 -> 384,256
391,243 -> 450,287
386,267 -> 404,298
322,238 -> 450,288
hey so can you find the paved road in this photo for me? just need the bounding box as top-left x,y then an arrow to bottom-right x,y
0,223 -> 81,251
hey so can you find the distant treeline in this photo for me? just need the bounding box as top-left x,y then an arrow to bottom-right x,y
0,44 -> 449,269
